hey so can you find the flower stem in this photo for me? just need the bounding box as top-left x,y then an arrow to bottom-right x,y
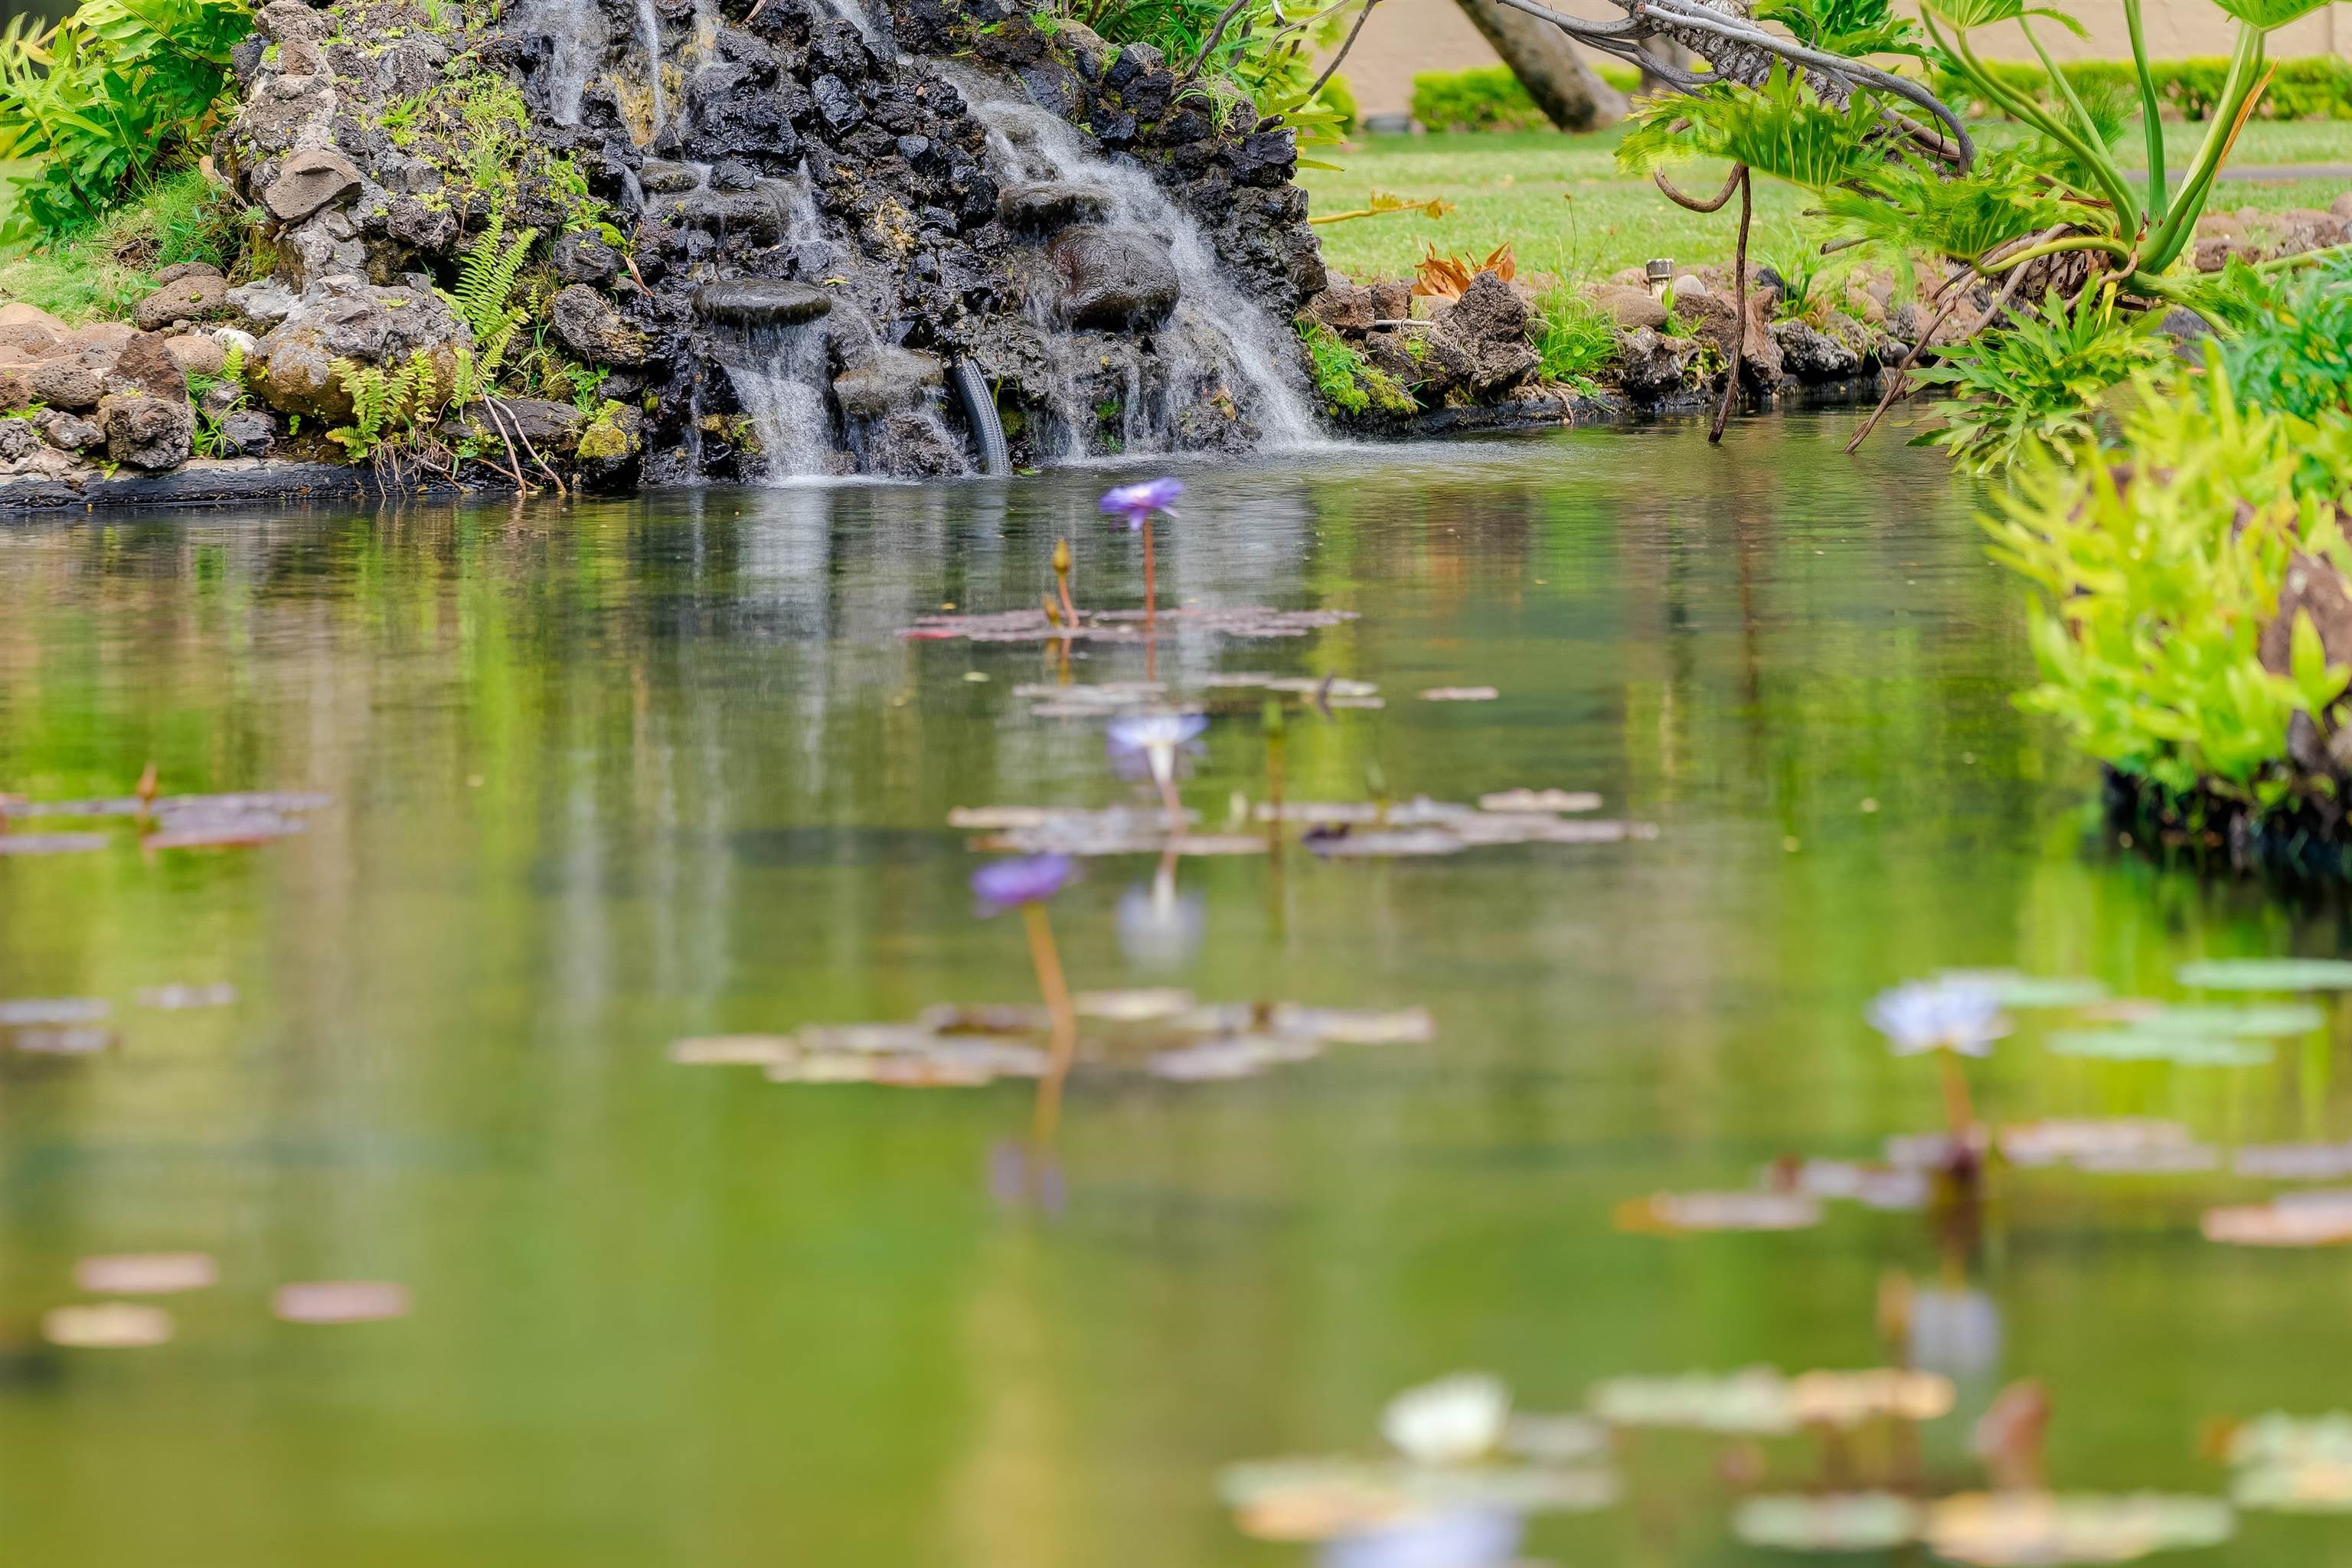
1025,902 -> 1080,1145
1054,543 -> 1078,629
1937,1048 -> 1975,1137
1142,519 -> 1157,630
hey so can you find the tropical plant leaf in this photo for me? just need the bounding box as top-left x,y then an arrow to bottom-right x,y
2210,0 -> 2331,27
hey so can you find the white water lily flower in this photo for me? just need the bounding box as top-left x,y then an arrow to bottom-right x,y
1380,1373 -> 1511,1466
1867,978 -> 2010,1057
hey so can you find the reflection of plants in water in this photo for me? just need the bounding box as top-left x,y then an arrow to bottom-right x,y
971,853 -> 1080,1145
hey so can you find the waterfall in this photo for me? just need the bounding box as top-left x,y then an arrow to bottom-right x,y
724,326 -> 835,481
952,74 -> 1322,456
820,0 -> 880,43
531,0 -> 606,126
634,0 -> 667,138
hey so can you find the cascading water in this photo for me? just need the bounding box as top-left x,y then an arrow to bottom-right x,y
725,325 -> 836,479
530,0 -> 606,126
953,74 -> 1322,456
634,0 -> 668,137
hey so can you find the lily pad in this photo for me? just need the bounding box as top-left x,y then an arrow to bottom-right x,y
1617,1191 -> 1822,1233
1736,1492 -> 1922,1552
43,1302 -> 174,1348
1217,1457 -> 1617,1543
74,1253 -> 217,1295
273,1281 -> 411,1323
1420,687 -> 1499,701
1477,789 -> 1602,813
2235,1142 -> 2352,1181
1076,988 -> 1196,1021
0,832 -> 109,855
2047,1030 -> 2274,1067
2000,1119 -> 2201,1169
1589,1367 -> 1949,1434
1148,1035 -> 1320,1080
1765,1158 -> 1929,1210
2203,1191 -> 2352,1246
668,1034 -> 799,1066
1921,1491 -> 2233,1566
1271,1004 -> 1436,1045
0,998 -> 108,1025
900,606 -> 1360,644
1935,970 -> 2109,1009
2177,959 -> 2352,991
135,983 -> 237,1010
8,1026 -> 114,1055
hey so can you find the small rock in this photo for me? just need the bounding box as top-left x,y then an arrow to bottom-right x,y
36,410 -> 103,452
224,279 -> 300,327
1302,284 -> 1377,335
0,302 -> 68,335
2333,191 -> 2352,222
691,279 -> 831,326
152,261 -> 223,288
998,181 -> 1112,232
0,320 -> 60,356
467,397 -> 583,456
1615,327 -> 1695,402
1588,283 -> 1666,332
263,147 -> 363,222
550,285 -> 648,366
554,231 -> 621,285
217,408 -> 274,456
111,332 -> 190,400
134,271 -> 226,332
1770,316 -> 1861,379
28,358 -> 109,412
384,194 -> 457,254
256,0 -> 328,44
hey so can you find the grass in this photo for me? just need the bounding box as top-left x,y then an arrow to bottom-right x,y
1299,121 -> 2352,286
0,168 -> 241,323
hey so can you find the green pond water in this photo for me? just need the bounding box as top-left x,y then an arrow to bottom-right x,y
5,413 -> 2352,1564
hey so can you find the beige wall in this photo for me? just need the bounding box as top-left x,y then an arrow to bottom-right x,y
1336,0 -> 2350,117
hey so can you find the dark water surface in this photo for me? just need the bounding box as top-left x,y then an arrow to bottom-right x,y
5,414 -> 2352,1564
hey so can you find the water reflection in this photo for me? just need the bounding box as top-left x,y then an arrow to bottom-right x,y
5,418 -> 2352,1563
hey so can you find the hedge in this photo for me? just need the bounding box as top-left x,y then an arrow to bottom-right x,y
1412,56 -> 2352,132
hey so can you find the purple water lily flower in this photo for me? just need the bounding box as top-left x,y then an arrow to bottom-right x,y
1099,477 -> 1183,531
1106,711 -> 1209,786
971,852 -> 1076,917
1867,978 -> 2010,1057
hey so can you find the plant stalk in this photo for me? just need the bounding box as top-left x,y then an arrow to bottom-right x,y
2121,0 -> 2168,222
2141,23 -> 2265,272
1024,903 -> 1080,1146
1710,166 -> 1750,446
1936,1048 -> 1975,1137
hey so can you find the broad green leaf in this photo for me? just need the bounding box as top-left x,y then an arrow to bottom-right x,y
1922,0 -> 2020,27
2210,0 -> 2331,27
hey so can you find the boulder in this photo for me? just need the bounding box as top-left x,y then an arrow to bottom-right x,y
96,393 -> 195,469
165,335 -> 228,380
468,397 -> 585,456
252,279 -> 470,422
1435,271 -> 1540,395
0,319 -> 61,356
134,270 -> 226,332
112,332 -> 191,400
551,286 -> 649,366
263,147 -> 363,222
2334,191 -> 2352,223
0,302 -> 67,335
1589,283 -> 1667,332
217,408 -> 275,457
28,357 -> 110,411
2273,207 -> 2348,256
1771,317 -> 1862,380
1052,227 -> 1180,330
832,348 -> 946,420
691,280 -> 832,326
1615,328 -> 1696,403
1673,285 -> 1784,388
384,194 -> 458,255
1000,182 -> 1112,232
255,0 -> 329,44
2261,552 -> 2352,678
2194,233 -> 2259,273
224,278 -> 301,328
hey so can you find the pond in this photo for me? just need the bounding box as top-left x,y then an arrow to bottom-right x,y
5,413 -> 2352,1564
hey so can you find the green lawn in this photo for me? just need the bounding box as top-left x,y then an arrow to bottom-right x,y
1300,121 -> 2352,286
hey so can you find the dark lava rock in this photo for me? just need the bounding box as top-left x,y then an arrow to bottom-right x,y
833,348 -> 945,420
1770,317 -> 1862,380
1000,182 -> 1110,232
264,147 -> 363,221
133,270 -> 226,332
1052,227 -> 1179,331
552,286 -> 648,367
554,230 -> 622,285
691,280 -> 834,326
812,74 -> 865,130
97,393 -> 195,469
218,408 -> 275,457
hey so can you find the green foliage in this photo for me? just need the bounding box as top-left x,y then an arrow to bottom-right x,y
1299,322 -> 1413,416
1819,146 -> 2073,263
328,346 -> 473,467
2210,252 -> 2352,424
1987,359 -> 2352,805
1074,0 -> 1354,128
1755,0 -> 1922,60
1912,292 -> 2167,475
1935,55 -> 2352,122
436,214 -> 536,371
1619,67 -> 1886,193
0,0 -> 252,250
0,164 -> 233,319
1534,285 -> 1615,384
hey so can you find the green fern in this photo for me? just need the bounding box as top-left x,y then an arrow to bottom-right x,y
437,216 -> 537,373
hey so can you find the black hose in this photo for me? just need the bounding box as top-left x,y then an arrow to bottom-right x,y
951,358 -> 1010,477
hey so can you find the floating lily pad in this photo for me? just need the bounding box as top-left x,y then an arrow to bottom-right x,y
135,983 -> 237,1010
1272,1005 -> 1436,1045
2227,1414 -> 2352,1511
1922,1491 -> 2233,1565
2048,1030 -> 2274,1067
2177,959 -> 2352,991
1075,988 -> 1195,1021
273,1282 -> 410,1323
1617,1191 -> 1822,1234
1148,1036 -> 1320,1080
1765,1158 -> 1928,1210
43,1302 -> 173,1348
951,804 -> 1265,858
1935,970 -> 2109,1009
2203,1191 -> 2352,1246
2001,1119 -> 2202,1169
0,832 -> 109,855
2235,1142 -> 2352,1181
668,1034 -> 799,1066
1789,1369 -> 1955,1426
2233,1461 -> 2352,1512
1736,1492 -> 1922,1552
1217,1457 -> 1617,1543
1589,1368 -> 1949,1434
1384,1372 -> 1510,1465
900,606 -> 1360,644
1500,1413 -> 1609,1465
1420,687 -> 1499,702
74,1253 -> 217,1295
1884,1129 -> 1989,1170
8,1026 -> 114,1055
1477,789 -> 1602,813
0,998 -> 108,1025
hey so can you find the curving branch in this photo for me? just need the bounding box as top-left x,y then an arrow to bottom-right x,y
1484,0 -> 1975,168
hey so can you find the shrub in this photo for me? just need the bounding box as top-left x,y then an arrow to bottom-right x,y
0,0 -> 253,250
1910,293 -> 2169,475
0,166 -> 235,320
1412,67 -> 1553,132
2215,253 -> 2352,424
1987,357 -> 2352,809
